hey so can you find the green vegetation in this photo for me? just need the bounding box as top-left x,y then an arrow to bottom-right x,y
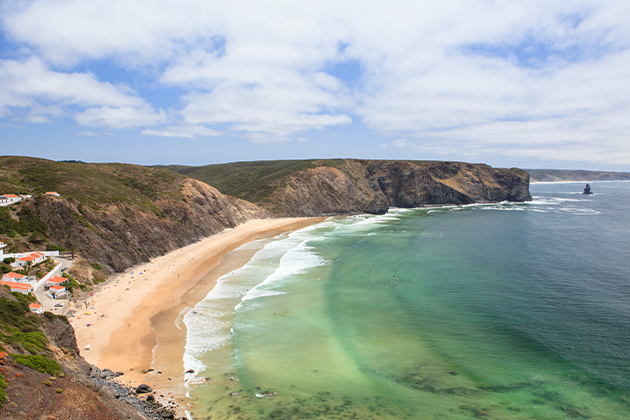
0,263 -> 10,276
0,202 -> 48,243
509,167 -> 529,178
10,354 -> 63,376
91,262 -> 102,270
0,370 -> 6,408
0,156 -> 188,213
42,311 -> 69,325
0,291 -> 48,354
160,159 -> 345,202
61,273 -> 79,295
46,244 -> 64,252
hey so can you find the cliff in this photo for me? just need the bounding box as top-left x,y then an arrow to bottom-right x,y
0,287 -> 178,420
0,157 -> 268,274
526,169 -> 630,182
167,159 -> 532,216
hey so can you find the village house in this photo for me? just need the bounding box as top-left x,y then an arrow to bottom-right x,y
29,302 -> 43,314
0,241 -> 6,255
0,280 -> 33,295
0,194 -> 21,206
1,272 -> 34,284
45,275 -> 69,287
48,284 -> 66,299
11,252 -> 48,268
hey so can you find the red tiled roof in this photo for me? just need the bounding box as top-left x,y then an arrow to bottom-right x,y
48,276 -> 68,284
4,194 -> 18,198
18,255 -> 37,261
4,272 -> 25,279
29,303 -> 42,309
0,281 -> 32,290
50,285 -> 65,291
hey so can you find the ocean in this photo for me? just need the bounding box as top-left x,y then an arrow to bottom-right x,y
182,181 -> 630,419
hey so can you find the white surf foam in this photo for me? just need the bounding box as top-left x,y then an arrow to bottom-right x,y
182,223 -> 329,386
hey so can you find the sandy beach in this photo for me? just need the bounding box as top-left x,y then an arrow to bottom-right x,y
72,217 -> 323,414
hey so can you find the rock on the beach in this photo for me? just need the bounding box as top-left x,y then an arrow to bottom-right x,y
136,384 -> 153,394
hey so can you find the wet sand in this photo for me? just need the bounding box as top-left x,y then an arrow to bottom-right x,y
72,217 -> 323,414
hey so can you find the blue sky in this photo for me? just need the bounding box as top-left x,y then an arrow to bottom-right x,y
1,1 -> 630,171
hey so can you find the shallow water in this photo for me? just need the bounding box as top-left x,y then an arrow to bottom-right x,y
184,182 -> 630,419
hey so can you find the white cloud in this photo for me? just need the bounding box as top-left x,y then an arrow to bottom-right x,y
2,0 -> 630,164
77,131 -> 113,136
141,125 -> 222,139
76,105 -> 166,129
0,57 -> 161,128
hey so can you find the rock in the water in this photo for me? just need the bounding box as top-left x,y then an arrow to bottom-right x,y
136,384 -> 153,394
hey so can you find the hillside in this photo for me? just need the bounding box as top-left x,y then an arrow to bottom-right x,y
0,286 -> 177,419
527,169 -> 630,182
0,156 -> 268,274
162,159 -> 532,216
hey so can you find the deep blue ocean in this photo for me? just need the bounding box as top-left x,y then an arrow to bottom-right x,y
184,181 -> 630,419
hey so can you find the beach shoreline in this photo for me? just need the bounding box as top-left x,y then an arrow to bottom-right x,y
72,217 -> 324,416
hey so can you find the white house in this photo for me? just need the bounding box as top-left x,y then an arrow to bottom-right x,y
12,252 -> 48,268
45,275 -> 69,287
0,194 -> 22,206
0,280 -> 32,295
49,285 -> 66,299
29,302 -> 43,314
0,241 -> 6,256
45,192 -> 60,197
2,272 -> 29,283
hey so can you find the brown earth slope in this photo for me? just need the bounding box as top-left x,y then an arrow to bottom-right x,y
257,160 -> 531,216
0,157 -> 269,275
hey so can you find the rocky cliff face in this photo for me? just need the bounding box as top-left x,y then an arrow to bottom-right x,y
263,160 -> 531,216
34,179 -> 268,273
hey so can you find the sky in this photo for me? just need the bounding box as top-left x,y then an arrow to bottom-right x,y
1,0 -> 630,170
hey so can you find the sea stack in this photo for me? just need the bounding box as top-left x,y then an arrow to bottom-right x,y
583,184 -> 593,195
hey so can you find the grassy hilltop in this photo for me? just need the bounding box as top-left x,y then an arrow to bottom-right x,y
158,159 -> 345,203
161,159 -> 532,216
0,156 -> 266,274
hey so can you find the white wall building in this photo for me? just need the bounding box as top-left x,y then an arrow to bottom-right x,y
0,194 -> 22,206
11,252 -> 48,268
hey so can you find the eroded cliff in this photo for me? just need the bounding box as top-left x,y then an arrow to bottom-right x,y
259,160 -> 531,216
34,179 -> 268,273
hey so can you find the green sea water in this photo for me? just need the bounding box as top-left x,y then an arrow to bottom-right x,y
183,182 -> 630,419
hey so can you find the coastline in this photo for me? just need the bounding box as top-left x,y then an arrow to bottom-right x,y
72,217 -> 325,416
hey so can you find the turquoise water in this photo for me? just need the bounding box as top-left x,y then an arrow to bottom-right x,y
184,182 -> 630,419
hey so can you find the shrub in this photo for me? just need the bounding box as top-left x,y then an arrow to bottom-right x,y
11,354 -> 63,376
0,371 -> 6,408
2,258 -> 15,264
45,244 -> 65,252
43,311 -> 69,325
28,231 -> 46,244
0,264 -> 10,276
91,262 -> 103,270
